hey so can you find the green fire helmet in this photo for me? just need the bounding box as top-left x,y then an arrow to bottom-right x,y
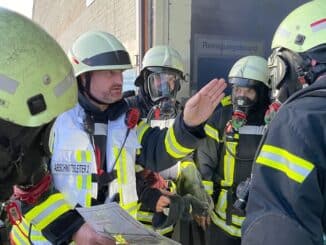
271,0 -> 326,53
0,8 -> 77,127
142,45 -> 184,74
68,31 -> 132,77
228,56 -> 270,88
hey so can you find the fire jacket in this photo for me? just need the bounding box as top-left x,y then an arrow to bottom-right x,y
196,100 -> 266,237
242,76 -> 326,245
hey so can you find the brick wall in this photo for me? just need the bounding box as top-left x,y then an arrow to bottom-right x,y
33,0 -> 137,64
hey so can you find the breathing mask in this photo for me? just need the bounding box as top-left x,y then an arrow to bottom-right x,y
230,78 -> 258,129
146,69 -> 181,103
144,68 -> 181,122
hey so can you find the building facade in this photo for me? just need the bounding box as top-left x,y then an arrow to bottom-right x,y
33,0 -> 308,99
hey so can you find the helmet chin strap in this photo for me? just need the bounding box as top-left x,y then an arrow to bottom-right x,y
85,90 -> 111,106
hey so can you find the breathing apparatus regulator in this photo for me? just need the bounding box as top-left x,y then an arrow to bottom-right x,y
264,100 -> 282,125
229,94 -> 253,131
224,93 -> 253,147
146,99 -> 179,125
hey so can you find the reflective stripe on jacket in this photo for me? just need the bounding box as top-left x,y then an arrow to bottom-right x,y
11,193 -> 72,245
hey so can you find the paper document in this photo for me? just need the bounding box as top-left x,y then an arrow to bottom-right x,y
77,203 -> 180,245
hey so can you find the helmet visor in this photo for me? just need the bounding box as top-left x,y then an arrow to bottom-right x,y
228,77 -> 260,87
267,49 -> 287,93
147,71 -> 180,102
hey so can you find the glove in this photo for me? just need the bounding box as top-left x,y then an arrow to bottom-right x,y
73,223 -> 115,245
182,194 -> 212,230
152,194 -> 185,229
183,194 -> 209,217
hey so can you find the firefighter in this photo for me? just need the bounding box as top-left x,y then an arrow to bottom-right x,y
195,55 -> 271,245
0,8 -> 119,245
128,45 -> 184,120
5,25 -> 226,243
126,46 -> 213,241
242,1 -> 326,245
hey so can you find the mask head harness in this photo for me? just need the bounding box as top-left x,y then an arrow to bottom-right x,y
268,45 -> 326,102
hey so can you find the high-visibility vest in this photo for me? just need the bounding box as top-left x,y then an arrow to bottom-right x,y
11,105 -> 141,244
51,104 -> 140,216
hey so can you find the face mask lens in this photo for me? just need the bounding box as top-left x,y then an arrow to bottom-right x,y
147,72 -> 180,101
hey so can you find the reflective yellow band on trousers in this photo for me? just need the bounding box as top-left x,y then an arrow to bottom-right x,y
210,211 -> 241,237
214,189 -> 245,226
